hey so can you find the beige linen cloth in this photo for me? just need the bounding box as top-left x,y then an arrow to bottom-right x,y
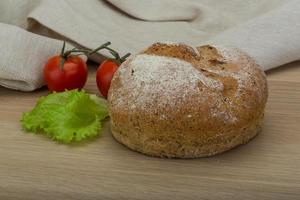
0,0 -> 299,91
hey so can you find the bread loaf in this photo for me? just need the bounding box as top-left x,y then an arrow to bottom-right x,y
108,43 -> 268,158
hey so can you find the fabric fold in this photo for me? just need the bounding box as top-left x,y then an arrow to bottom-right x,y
0,23 -> 80,91
0,0 -> 299,91
106,0 -> 199,22
208,0 -> 300,70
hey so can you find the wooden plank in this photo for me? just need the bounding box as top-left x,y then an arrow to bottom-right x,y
0,63 -> 299,200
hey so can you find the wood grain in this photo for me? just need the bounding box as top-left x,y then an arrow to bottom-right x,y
0,62 -> 299,200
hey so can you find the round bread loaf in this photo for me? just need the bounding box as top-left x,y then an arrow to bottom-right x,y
108,43 -> 268,158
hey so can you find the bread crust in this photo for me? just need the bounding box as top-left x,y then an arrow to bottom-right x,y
108,43 -> 268,158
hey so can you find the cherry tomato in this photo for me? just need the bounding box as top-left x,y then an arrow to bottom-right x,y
96,60 -> 119,98
44,55 -> 88,92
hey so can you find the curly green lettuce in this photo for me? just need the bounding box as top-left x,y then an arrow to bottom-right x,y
21,90 -> 109,143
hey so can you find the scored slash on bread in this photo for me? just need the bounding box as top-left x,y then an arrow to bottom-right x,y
108,42 -> 268,158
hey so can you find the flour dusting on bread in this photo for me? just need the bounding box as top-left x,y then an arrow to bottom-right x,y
108,43 -> 268,158
114,54 -> 223,108
110,43 -> 267,125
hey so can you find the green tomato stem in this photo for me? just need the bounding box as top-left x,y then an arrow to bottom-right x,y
59,41 -> 130,67
61,41 -> 66,57
88,42 -> 111,56
120,53 -> 131,63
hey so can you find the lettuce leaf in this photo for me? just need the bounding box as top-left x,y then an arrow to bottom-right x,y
21,90 -> 109,143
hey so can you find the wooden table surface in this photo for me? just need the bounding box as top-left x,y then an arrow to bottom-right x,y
0,62 -> 299,200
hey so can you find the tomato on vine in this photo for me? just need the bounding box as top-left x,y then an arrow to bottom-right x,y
43,40 -> 130,96
96,47 -> 130,98
96,60 -> 118,98
44,41 -> 111,92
